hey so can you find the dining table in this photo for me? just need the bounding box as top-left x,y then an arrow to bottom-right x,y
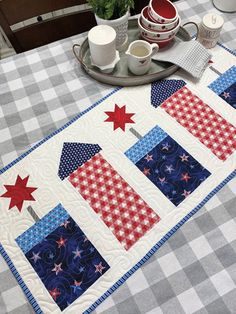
0,0 -> 236,313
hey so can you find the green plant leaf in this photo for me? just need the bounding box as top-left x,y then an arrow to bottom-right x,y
87,0 -> 134,19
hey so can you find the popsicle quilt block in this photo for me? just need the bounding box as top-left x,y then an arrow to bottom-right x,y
68,152 -> 160,250
125,126 -> 211,206
58,142 -> 160,250
208,66 -> 236,109
161,86 -> 236,161
16,204 -> 110,311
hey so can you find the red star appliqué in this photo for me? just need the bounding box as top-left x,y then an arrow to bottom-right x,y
105,104 -> 135,131
1,175 -> 37,212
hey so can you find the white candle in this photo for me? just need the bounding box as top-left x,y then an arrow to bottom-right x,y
198,13 -> 224,48
202,13 -> 224,31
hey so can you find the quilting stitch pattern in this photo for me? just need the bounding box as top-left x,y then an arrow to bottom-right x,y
68,153 -> 160,250
161,86 -> 236,161
17,205 -> 109,311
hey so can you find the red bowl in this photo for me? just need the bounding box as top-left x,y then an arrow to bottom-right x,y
138,16 -> 181,41
149,0 -> 177,23
140,33 -> 174,48
141,6 -> 179,32
147,8 -> 158,23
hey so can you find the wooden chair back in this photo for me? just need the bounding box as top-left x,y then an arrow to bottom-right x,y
0,0 -> 96,52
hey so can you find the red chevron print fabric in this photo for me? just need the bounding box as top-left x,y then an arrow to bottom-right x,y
68,153 -> 160,250
161,86 -> 236,161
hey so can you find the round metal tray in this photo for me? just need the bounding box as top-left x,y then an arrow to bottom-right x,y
73,19 -> 192,86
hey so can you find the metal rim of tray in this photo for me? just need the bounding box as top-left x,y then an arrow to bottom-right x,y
73,19 -> 198,86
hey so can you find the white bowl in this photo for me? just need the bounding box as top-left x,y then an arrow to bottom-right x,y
138,16 -> 181,41
141,6 -> 179,32
149,0 -> 177,24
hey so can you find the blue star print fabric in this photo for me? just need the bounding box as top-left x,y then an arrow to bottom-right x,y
126,127 -> 211,206
58,142 -> 101,180
219,82 -> 236,109
151,79 -> 186,108
16,204 -> 109,311
208,66 -> 236,109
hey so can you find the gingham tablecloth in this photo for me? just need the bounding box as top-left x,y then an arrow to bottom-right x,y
0,0 -> 236,313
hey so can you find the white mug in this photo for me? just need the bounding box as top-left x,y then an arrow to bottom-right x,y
88,25 -> 116,66
126,40 -> 159,75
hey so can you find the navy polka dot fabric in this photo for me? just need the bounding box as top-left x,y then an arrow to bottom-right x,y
58,142 -> 101,180
151,79 -> 186,108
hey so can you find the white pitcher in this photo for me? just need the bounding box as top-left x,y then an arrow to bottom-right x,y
126,40 -> 159,75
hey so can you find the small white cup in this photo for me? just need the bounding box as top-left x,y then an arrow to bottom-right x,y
126,40 -> 159,75
88,25 -> 116,66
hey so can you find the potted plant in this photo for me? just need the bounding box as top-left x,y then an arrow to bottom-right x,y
87,0 -> 134,49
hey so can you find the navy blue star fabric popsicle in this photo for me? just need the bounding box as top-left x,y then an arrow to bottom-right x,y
135,135 -> 211,206
125,126 -> 211,207
17,205 -> 109,311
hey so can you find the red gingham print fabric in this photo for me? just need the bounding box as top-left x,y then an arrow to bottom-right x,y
68,153 -> 160,250
161,86 -> 236,161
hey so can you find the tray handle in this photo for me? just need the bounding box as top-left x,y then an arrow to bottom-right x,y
72,44 -> 91,72
182,22 -> 199,40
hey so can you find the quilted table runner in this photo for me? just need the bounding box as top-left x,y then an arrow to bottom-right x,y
0,44 -> 236,314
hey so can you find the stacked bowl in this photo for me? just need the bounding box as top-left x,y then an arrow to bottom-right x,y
138,0 -> 180,48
